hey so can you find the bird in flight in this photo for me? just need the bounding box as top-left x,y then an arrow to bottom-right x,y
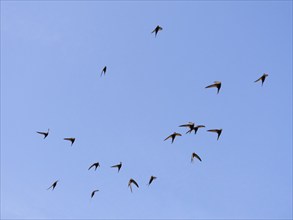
111,162 -> 122,172
179,122 -> 195,133
207,129 -> 222,140
128,178 -> 139,192
64,137 -> 75,146
88,162 -> 100,171
191,152 -> 202,163
205,81 -> 222,94
254,73 -> 268,86
47,180 -> 58,190
164,132 -> 182,143
91,189 -> 99,198
101,66 -> 107,77
148,176 -> 157,186
191,125 -> 206,135
151,25 -> 163,37
179,122 -> 205,134
36,129 -> 49,139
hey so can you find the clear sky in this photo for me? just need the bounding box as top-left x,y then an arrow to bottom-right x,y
1,1 -> 292,219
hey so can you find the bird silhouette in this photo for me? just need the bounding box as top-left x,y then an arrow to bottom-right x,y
190,125 -> 206,134
207,129 -> 222,140
180,123 -> 205,134
64,137 -> 75,146
91,189 -> 99,198
36,129 -> 49,139
47,180 -> 58,190
205,81 -> 222,94
151,25 -> 163,37
88,162 -> 100,171
254,73 -> 268,86
179,122 -> 195,133
148,176 -> 157,186
164,132 -> 182,143
111,162 -> 122,172
128,178 -> 139,192
101,66 -> 107,77
191,152 -> 202,163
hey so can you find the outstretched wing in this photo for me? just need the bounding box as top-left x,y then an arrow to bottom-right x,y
88,164 -> 95,170
111,164 -> 117,168
64,138 -> 75,144
37,131 -> 45,135
128,181 -> 133,192
47,181 -> 57,190
132,180 -> 139,188
179,122 -> 193,128
91,190 -> 99,198
254,76 -> 262,82
148,177 -> 153,185
205,83 -> 217,89
164,134 -> 172,141
193,153 -> 202,162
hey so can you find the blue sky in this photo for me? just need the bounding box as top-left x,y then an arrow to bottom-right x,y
1,1 -> 292,219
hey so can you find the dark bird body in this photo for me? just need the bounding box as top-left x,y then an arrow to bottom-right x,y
164,132 -> 182,143
148,176 -> 157,186
254,73 -> 268,86
207,129 -> 222,140
111,162 -> 122,172
88,162 -> 100,171
205,81 -> 222,94
36,129 -> 49,139
91,189 -> 99,198
64,137 -> 75,146
47,180 -> 58,190
191,152 -> 202,163
101,66 -> 107,77
151,25 -> 163,37
128,178 -> 139,192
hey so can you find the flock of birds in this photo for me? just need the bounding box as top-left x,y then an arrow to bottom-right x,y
36,25 -> 269,199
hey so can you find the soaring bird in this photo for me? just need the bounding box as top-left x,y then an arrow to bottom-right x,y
190,125 -> 206,135
205,81 -> 222,94
128,178 -> 139,192
47,180 -> 58,190
151,25 -> 163,37
180,122 -> 205,134
207,129 -> 222,140
91,189 -> 99,198
179,122 -> 195,133
254,73 -> 268,86
191,152 -> 202,163
101,66 -> 107,77
36,129 -> 49,139
148,176 -> 157,186
164,132 -> 182,143
111,162 -> 122,173
88,162 -> 100,171
64,137 -> 75,146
